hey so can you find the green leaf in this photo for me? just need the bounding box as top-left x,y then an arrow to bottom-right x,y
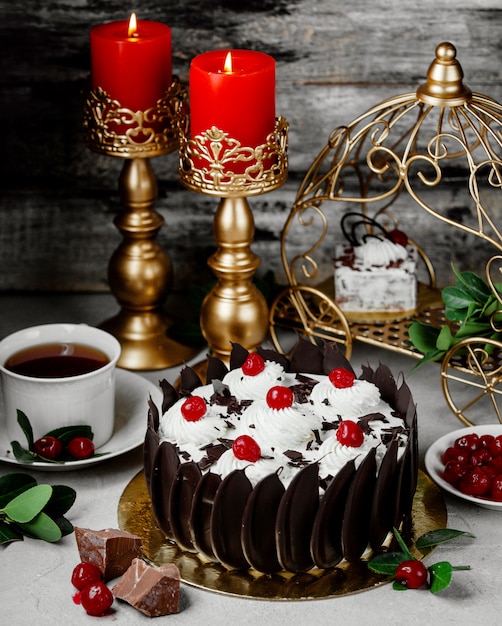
452,266 -> 492,301
368,551 -> 409,575
43,485 -> 77,519
44,425 -> 93,445
429,561 -> 453,594
436,325 -> 453,351
2,484 -> 52,523
444,306 -> 469,322
392,527 -> 414,560
0,520 -> 23,544
407,321 -> 441,354
9,441 -> 38,464
442,286 -> 475,311
0,473 -> 37,508
16,410 -> 34,449
18,511 -> 62,543
52,516 -> 74,538
415,528 -> 476,550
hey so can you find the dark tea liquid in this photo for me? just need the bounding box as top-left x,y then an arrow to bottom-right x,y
5,342 -> 109,378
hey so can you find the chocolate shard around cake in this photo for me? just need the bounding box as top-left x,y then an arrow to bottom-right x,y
180,365 -> 203,394
206,353 -> 229,383
143,424 -> 159,496
229,342 -> 249,371
159,378 -> 178,416
256,345 -> 290,371
322,341 -> 355,377
189,471 -> 222,561
310,460 -> 356,569
168,461 -> 202,552
150,441 -> 180,538
341,447 -> 377,562
147,394 -> 160,431
74,527 -> 143,582
369,439 -> 399,551
289,337 -> 324,373
112,558 -> 180,617
276,462 -> 319,573
210,469 -> 253,570
241,471 -> 285,574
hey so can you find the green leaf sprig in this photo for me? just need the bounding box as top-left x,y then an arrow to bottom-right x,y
0,472 -> 76,544
10,409 -> 95,464
408,265 -> 502,370
368,527 -> 474,593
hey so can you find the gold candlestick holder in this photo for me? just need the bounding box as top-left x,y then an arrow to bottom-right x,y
83,78 -> 199,370
179,117 -> 289,364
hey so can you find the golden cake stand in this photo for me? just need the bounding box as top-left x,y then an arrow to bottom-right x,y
118,470 -> 446,600
268,42 -> 502,428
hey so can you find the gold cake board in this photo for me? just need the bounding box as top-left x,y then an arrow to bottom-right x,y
118,470 -> 446,601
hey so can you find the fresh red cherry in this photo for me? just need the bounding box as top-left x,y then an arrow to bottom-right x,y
443,460 -> 469,485
490,475 -> 502,502
441,446 -> 469,465
336,420 -> 364,447
470,448 -> 492,467
266,385 -> 294,410
232,435 -> 261,462
395,559 -> 428,589
386,228 -> 408,247
180,395 -> 207,422
479,434 -> 495,449
328,367 -> 355,389
71,562 -> 102,591
459,467 -> 491,496
490,456 -> 502,473
67,437 -> 95,460
80,581 -> 114,616
455,433 -> 480,452
33,436 -> 64,461
488,435 -> 502,458
241,353 -> 265,376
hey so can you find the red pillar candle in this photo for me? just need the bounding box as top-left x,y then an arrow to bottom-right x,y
189,49 -> 276,150
90,14 -> 172,112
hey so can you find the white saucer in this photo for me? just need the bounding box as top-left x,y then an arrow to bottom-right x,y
424,424 -> 502,511
0,369 -> 162,471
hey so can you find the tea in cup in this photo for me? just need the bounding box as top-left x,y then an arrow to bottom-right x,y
0,324 -> 121,449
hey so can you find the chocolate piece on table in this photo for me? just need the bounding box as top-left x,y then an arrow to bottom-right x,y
74,527 -> 143,582
112,558 -> 180,617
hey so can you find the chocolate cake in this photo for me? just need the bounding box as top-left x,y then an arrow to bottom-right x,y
334,212 -> 417,322
144,339 -> 418,575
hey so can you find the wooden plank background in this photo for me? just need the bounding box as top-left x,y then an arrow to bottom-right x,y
0,0 -> 501,295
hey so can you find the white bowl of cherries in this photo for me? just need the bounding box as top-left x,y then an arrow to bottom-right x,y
425,424 -> 502,511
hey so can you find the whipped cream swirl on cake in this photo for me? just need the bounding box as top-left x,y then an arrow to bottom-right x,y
157,353 -> 409,489
353,236 -> 408,269
222,359 -> 285,400
309,376 -> 381,419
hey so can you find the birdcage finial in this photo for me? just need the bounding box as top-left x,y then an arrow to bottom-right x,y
417,42 -> 472,106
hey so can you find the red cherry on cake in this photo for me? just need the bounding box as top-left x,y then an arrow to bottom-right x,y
329,367 -> 355,389
242,352 -> 266,376
386,228 -> 408,247
336,420 -> 365,447
232,435 -> 261,462
181,395 -> 207,422
266,385 -> 294,410
395,559 -> 428,589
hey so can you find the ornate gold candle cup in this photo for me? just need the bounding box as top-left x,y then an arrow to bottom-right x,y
179,118 -> 288,364
83,78 -> 199,370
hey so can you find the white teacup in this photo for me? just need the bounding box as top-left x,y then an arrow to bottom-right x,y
0,324 -> 121,449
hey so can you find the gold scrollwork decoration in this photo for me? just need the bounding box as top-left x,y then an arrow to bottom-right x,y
83,76 -> 187,158
179,117 -> 289,197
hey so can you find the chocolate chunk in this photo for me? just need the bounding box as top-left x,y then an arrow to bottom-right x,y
112,558 -> 180,617
74,527 -> 143,582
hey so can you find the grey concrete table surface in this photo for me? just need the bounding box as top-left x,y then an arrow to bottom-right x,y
0,293 -> 500,626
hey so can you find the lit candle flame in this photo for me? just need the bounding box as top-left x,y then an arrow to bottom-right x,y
128,12 -> 138,37
223,51 -> 233,73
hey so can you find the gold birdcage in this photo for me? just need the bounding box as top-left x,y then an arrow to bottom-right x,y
269,42 -> 502,426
